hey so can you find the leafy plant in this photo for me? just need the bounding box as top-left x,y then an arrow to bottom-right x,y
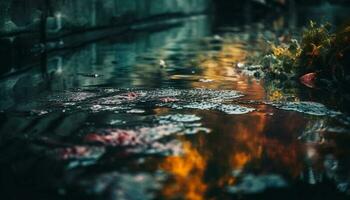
252,21 -> 350,88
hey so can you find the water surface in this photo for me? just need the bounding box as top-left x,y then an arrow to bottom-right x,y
0,12 -> 350,200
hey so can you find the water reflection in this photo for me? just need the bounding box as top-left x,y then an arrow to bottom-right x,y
1,7 -> 350,200
160,141 -> 207,200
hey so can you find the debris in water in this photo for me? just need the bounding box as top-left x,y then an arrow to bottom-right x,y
300,72 -> 317,88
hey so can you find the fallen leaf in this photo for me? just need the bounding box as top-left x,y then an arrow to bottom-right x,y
300,72 -> 317,88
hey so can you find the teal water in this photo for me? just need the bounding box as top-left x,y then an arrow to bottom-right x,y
0,12 -> 350,200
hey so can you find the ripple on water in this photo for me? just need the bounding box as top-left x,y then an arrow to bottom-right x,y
143,88 -> 243,102
169,102 -> 255,115
219,104 -> 255,114
48,91 -> 97,102
127,109 -> 146,114
90,105 -> 123,112
268,101 -> 341,116
159,114 -> 201,122
47,145 -> 106,169
158,114 -> 211,135
227,174 -> 288,194
84,113 -> 209,155
40,88 -> 246,114
55,146 -> 105,161
67,172 -> 164,200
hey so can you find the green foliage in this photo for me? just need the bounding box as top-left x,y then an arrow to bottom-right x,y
255,21 -> 350,85
298,21 -> 334,72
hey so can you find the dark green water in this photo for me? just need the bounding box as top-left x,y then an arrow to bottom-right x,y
0,8 -> 350,200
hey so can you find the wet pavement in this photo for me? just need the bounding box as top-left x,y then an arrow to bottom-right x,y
1,10 -> 350,200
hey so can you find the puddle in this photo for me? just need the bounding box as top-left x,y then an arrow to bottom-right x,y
16,88 -> 247,116
1,9 -> 350,200
81,113 -> 210,156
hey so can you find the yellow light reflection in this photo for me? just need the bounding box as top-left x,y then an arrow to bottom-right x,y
160,141 -> 207,200
159,37 -> 304,199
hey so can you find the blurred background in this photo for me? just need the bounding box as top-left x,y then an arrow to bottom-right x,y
1,1 -> 350,200
1,0 -> 350,76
